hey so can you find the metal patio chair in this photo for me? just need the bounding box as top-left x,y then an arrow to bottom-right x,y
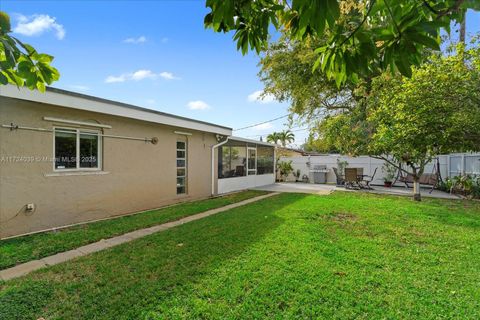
360,167 -> 377,190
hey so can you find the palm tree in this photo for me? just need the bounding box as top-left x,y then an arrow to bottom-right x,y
278,130 -> 295,147
266,132 -> 281,145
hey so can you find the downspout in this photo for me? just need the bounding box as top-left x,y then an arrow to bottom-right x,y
211,136 -> 230,196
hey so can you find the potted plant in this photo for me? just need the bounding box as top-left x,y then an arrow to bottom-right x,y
278,160 -> 294,182
302,174 -> 309,183
382,162 -> 396,187
292,169 -> 301,182
336,159 -> 348,177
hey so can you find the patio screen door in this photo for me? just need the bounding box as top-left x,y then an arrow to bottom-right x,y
247,147 -> 256,175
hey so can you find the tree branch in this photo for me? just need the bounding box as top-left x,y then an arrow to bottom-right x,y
422,0 -> 465,18
370,155 -> 412,176
339,0 -> 377,47
384,0 -> 401,36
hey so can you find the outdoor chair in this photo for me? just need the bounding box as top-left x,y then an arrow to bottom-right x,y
357,167 -> 364,177
344,168 -> 360,189
400,173 -> 438,194
360,167 -> 377,190
235,165 -> 245,176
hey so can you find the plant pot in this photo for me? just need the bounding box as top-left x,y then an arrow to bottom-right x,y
384,181 -> 392,188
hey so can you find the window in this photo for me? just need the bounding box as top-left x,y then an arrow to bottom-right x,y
218,146 -> 246,178
54,128 -> 101,170
247,148 -> 257,175
257,146 -> 274,174
176,141 -> 187,194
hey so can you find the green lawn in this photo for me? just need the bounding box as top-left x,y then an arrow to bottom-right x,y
1,192 -> 480,319
0,190 -> 268,270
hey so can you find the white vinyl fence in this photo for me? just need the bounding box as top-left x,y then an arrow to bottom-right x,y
279,153 -> 480,185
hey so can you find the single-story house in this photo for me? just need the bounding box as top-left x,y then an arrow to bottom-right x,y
0,86 -> 275,239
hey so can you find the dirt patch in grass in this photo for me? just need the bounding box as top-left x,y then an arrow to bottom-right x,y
324,212 -> 358,222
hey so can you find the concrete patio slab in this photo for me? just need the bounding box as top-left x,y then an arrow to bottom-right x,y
0,192 -> 279,282
253,182 -> 461,200
252,182 -> 336,195
356,185 -> 462,200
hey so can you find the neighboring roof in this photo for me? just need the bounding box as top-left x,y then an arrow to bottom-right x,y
229,136 -> 275,147
0,85 -> 232,135
278,146 -> 325,156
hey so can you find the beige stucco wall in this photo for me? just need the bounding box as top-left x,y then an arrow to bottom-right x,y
0,97 -> 218,238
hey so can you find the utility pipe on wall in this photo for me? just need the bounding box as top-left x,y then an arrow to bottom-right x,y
211,136 -> 230,196
1,123 -> 157,143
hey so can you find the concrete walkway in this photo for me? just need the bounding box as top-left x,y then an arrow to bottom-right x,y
0,192 -> 279,282
253,183 -> 461,200
252,182 -> 335,195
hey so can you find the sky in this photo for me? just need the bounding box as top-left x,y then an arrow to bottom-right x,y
3,1 -> 480,147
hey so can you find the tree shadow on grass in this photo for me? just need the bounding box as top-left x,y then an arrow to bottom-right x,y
0,193 -> 307,320
0,190 -> 269,270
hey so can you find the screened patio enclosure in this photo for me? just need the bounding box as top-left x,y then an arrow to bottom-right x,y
217,137 -> 275,194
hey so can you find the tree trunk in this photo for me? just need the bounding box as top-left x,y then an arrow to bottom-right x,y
413,177 -> 421,201
460,17 -> 466,44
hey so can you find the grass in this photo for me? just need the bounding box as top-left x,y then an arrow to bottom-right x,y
1,192 -> 480,319
0,190 -> 268,270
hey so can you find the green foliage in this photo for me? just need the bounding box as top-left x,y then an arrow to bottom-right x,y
336,159 -> 348,176
441,175 -> 480,198
205,0 -> 479,86
278,130 -> 295,147
322,43 -> 480,171
302,133 -> 339,153
266,130 -> 295,147
382,162 -> 397,182
0,11 -> 59,92
277,160 -> 294,179
367,43 -> 480,166
266,132 -> 281,144
292,169 -> 301,181
260,36 -> 360,122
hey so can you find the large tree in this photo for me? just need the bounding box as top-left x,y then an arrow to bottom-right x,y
205,0 -> 479,86
322,43 -> 480,200
0,11 -> 59,91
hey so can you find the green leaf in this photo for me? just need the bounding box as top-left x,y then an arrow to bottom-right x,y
36,81 -> 46,92
405,31 -> 440,51
0,71 -> 8,84
395,55 -> 412,77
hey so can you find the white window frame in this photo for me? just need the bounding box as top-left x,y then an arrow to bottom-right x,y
176,140 -> 188,194
247,147 -> 257,176
53,126 -> 102,172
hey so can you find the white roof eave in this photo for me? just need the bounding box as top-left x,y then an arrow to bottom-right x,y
0,85 -> 232,136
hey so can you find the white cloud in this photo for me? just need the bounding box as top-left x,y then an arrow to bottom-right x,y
105,74 -> 128,83
159,72 -> 176,80
105,70 -> 178,83
253,122 -> 274,130
131,69 -> 157,81
13,14 -> 65,39
67,85 -> 90,91
161,37 -> 169,43
123,36 -> 147,44
247,90 -> 276,104
187,100 -> 211,111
